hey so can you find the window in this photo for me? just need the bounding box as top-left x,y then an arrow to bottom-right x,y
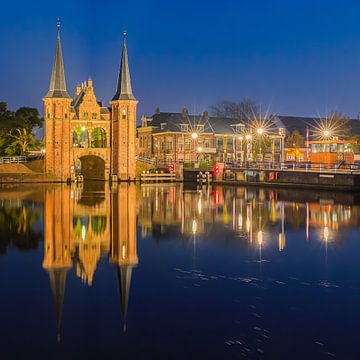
92,113 -> 97,120
185,139 -> 191,150
180,124 -> 189,132
204,139 -> 210,148
160,123 -> 166,130
140,137 -> 143,147
122,109 -> 126,120
217,137 -> 224,148
84,112 -> 88,120
178,138 -> 183,150
64,113 -> 67,119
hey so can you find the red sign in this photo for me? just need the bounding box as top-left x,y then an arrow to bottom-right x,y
169,163 -> 175,173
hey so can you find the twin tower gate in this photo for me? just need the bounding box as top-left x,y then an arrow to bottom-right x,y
44,25 -> 137,182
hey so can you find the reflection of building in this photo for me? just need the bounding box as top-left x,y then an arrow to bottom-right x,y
110,184 -> 138,331
43,183 -> 138,338
44,22 -> 137,181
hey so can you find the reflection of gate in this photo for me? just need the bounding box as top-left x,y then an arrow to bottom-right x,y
79,155 -> 105,180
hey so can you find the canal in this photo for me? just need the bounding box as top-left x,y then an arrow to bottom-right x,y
0,183 -> 359,359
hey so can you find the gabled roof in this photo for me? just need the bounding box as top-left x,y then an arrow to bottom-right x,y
276,115 -> 360,136
147,112 -> 241,135
45,24 -> 70,99
112,33 -> 136,101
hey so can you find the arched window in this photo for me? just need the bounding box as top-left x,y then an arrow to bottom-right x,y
91,127 -> 107,148
73,127 -> 89,148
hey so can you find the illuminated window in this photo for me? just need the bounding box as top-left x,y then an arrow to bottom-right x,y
122,109 -> 126,119
84,112 -> 88,120
92,113 -> 97,120
180,124 -> 189,132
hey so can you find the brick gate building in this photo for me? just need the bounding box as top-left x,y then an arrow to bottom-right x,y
44,22 -> 137,181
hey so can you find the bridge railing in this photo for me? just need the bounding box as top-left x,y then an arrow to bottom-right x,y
0,156 -> 27,164
224,161 -> 360,173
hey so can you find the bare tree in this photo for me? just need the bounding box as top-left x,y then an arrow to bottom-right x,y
209,98 -> 259,121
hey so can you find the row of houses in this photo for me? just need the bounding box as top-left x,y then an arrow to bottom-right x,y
137,107 -> 360,164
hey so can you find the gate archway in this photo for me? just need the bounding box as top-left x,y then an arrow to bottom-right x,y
79,155 -> 105,180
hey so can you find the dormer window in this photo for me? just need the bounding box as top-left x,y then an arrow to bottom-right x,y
122,109 -> 126,120
180,124 -> 189,132
160,122 -> 166,130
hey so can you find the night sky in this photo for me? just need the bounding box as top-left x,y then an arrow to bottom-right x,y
2,0 -> 360,120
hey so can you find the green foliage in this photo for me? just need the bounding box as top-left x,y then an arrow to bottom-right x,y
285,130 -> 305,148
0,102 -> 43,156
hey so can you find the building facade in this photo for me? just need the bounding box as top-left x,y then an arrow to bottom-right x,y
44,24 -> 137,181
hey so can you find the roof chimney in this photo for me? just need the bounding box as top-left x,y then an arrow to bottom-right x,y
181,108 -> 189,117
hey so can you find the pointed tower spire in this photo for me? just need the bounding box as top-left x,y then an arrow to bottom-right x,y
117,265 -> 134,332
45,18 -> 70,98
48,268 -> 68,342
112,31 -> 136,101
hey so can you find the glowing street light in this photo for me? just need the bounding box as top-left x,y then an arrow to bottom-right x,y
257,127 -> 264,135
245,134 -> 252,141
323,130 -> 331,138
238,136 -> 244,141
197,146 -> 203,152
191,132 -> 198,139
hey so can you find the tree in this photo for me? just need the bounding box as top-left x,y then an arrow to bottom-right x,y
285,130 -> 305,148
9,128 -> 38,156
0,102 -> 43,156
210,98 -> 259,121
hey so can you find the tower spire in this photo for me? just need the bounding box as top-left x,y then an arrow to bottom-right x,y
112,31 -> 136,101
45,18 -> 70,98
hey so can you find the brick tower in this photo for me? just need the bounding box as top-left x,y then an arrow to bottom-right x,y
110,32 -> 138,181
43,20 -> 72,181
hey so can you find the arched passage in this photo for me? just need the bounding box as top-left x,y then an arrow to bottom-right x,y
78,155 -> 105,180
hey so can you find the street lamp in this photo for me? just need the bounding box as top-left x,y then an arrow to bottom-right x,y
191,132 -> 198,140
245,134 -> 252,141
257,127 -> 264,161
323,130 -> 331,139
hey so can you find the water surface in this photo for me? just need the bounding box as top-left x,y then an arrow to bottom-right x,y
0,183 -> 359,359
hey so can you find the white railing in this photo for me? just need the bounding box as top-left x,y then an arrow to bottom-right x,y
136,156 -> 156,165
0,156 -> 27,164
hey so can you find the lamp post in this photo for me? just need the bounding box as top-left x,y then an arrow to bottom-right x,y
257,127 -> 264,162
245,133 -> 252,163
238,135 -> 244,163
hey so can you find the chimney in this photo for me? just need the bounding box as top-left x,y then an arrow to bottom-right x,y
76,84 -> 81,96
181,108 -> 189,117
203,111 -> 209,120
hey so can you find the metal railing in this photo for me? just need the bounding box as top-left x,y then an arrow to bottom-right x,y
224,161 -> 360,173
0,156 -> 27,164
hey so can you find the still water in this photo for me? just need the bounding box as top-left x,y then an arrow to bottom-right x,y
0,183 -> 359,359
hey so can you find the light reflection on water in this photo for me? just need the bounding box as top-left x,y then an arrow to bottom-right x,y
0,183 -> 360,359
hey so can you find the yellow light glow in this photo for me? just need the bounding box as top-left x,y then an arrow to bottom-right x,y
197,146 -> 203,152
257,127 -> 264,135
238,136 -> 243,141
257,230 -> 263,245
245,134 -> 252,141
191,132 -> 198,139
192,219 -> 197,234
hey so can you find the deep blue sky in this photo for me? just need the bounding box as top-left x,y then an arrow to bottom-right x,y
1,0 -> 360,119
